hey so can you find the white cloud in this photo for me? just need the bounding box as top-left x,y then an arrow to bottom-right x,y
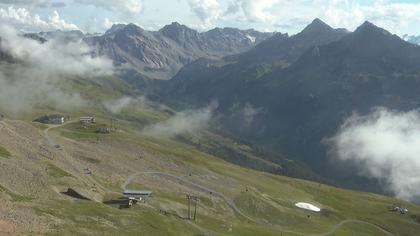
0,0 -> 66,8
228,103 -> 264,128
48,10 -> 79,30
0,26 -> 111,77
318,0 -> 420,33
101,18 -> 129,31
221,0 -> 420,35
2,0 -> 420,37
241,0 -> 280,22
142,105 -> 216,138
75,0 -> 142,16
327,108 -> 420,201
188,0 -> 223,25
104,96 -> 135,114
103,17 -> 114,30
0,24 -> 113,113
0,6 -> 78,31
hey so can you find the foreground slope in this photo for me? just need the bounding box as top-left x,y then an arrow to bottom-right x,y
0,107 -> 419,235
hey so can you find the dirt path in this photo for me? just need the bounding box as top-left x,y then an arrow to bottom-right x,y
123,171 -> 395,236
306,219 -> 394,236
122,171 -> 255,222
41,121 -> 112,201
43,123 -> 66,147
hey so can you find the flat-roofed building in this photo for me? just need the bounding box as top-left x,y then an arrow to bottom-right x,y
123,190 -> 153,201
35,114 -> 65,125
80,116 -> 96,124
97,127 -> 111,133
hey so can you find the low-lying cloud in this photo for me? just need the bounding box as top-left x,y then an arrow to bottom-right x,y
104,96 -> 136,114
327,107 -> 420,201
229,102 -> 264,128
142,105 -> 216,138
0,24 -> 113,114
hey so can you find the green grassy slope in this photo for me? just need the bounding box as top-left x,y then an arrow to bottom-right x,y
36,200 -> 200,236
0,67 -> 419,235
40,117 -> 420,235
0,145 -> 11,158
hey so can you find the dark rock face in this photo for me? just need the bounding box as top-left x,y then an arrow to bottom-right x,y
231,18 -> 348,66
22,33 -> 47,43
38,30 -> 85,42
0,49 -> 11,62
164,20 -> 420,190
2,23 -> 271,81
0,37 -> 14,62
85,22 -> 273,80
22,30 -> 84,44
167,19 -> 349,105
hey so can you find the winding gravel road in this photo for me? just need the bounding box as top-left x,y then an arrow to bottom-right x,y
123,171 -> 395,236
122,171 -> 255,222
40,121 -> 396,236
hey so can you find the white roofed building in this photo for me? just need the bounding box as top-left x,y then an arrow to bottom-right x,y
80,116 -> 96,124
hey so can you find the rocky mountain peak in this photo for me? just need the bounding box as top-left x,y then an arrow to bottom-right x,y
105,24 -> 127,34
105,23 -> 144,36
356,21 -> 376,30
300,18 -> 333,35
353,21 -> 393,37
122,23 -> 144,35
350,21 -> 405,46
159,22 -> 200,41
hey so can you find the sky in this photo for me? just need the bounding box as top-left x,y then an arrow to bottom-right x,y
1,0 -> 420,36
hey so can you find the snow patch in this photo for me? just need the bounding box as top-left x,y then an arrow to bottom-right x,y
246,35 -> 256,43
295,202 -> 321,212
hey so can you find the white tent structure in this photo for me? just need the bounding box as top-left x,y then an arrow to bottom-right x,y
295,202 -> 321,212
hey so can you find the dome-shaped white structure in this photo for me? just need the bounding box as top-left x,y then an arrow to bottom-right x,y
295,202 -> 321,212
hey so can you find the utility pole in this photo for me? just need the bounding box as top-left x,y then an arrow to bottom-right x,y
186,194 -> 198,221
193,196 -> 198,221
110,118 -> 118,131
186,194 -> 191,220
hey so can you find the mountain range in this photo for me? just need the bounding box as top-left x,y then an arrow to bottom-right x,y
0,23 -> 272,82
2,18 -> 420,235
85,22 -> 273,80
2,19 -> 420,192
162,19 -> 420,191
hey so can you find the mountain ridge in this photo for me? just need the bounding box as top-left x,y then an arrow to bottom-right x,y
7,22 -> 273,81
162,20 -> 420,191
85,22 -> 273,80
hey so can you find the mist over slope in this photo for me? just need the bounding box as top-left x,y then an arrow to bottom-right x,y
0,24 -> 114,114
142,104 -> 215,138
328,108 -> 420,201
